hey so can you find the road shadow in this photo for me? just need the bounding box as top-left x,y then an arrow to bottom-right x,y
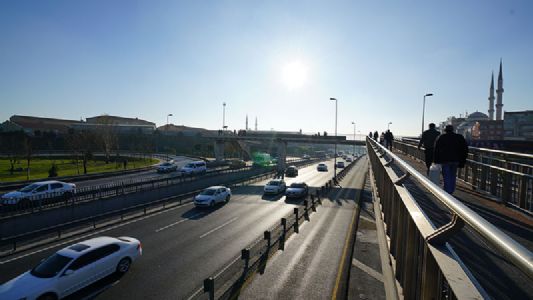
181,203 -> 225,219
261,193 -> 285,201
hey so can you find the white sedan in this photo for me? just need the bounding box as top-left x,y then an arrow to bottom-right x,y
0,236 -> 142,300
263,179 -> 286,194
194,186 -> 231,207
1,181 -> 76,206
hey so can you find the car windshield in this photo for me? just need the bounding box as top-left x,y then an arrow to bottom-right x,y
319,164 -> 325,166
184,163 -> 194,168
161,163 -> 171,167
19,183 -> 40,192
31,253 -> 73,278
267,181 -> 280,186
290,183 -> 305,188
200,189 -> 216,196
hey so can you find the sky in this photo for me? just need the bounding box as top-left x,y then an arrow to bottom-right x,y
1,0 -> 532,137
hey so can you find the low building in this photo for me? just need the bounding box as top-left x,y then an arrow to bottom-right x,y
157,124 -> 212,137
471,120 -> 504,140
72,115 -> 156,134
504,110 -> 533,141
8,115 -> 82,136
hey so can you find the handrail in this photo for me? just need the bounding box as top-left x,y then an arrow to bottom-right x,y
401,137 -> 533,160
368,137 -> 533,280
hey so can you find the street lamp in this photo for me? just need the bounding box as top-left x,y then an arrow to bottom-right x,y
166,113 -> 173,130
330,97 -> 338,180
351,121 -> 356,155
422,93 -> 434,136
222,102 -> 226,132
387,122 -> 392,130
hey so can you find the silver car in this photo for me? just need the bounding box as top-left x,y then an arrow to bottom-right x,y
194,186 -> 231,207
285,182 -> 309,199
264,179 -> 286,194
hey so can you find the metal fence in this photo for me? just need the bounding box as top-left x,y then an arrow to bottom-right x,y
393,139 -> 533,212
368,137 -> 533,299
0,158 -> 322,255
186,159 -> 359,300
0,158 -> 309,217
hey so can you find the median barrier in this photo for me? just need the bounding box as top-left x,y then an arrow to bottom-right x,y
0,158 -> 322,256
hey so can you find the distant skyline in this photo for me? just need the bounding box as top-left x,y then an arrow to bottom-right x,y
1,0 -> 532,136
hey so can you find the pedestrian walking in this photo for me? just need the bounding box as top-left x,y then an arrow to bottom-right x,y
384,130 -> 394,150
368,132 -> 373,139
373,131 -> 379,141
434,125 -> 468,194
418,123 -> 440,175
379,132 -> 385,145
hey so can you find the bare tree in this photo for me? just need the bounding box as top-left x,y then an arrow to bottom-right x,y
94,115 -> 118,164
0,131 -> 25,175
23,135 -> 32,180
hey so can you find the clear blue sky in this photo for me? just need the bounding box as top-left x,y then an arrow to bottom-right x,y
1,0 -> 532,136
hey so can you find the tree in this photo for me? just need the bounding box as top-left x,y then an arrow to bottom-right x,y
23,135 -> 33,180
94,115 -> 118,164
0,131 -> 25,175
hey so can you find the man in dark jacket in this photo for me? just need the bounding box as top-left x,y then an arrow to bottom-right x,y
418,123 -> 440,174
434,125 -> 468,194
384,130 -> 394,150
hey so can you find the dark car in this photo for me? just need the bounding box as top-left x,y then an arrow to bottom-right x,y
285,166 -> 298,177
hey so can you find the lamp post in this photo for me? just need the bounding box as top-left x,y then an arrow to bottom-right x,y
222,102 -> 226,132
166,113 -> 173,129
422,93 -> 433,136
387,122 -> 392,130
351,121 -> 356,155
330,97 -> 338,180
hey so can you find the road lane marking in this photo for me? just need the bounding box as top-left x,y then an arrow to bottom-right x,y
199,217 -> 238,239
0,202 -> 195,265
155,212 -> 205,232
352,258 -> 383,282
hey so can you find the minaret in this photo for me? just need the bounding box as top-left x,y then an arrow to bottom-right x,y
255,117 -> 258,131
245,115 -> 248,130
496,59 -> 504,120
488,72 -> 495,120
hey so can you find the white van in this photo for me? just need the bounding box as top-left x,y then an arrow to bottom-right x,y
181,161 -> 207,175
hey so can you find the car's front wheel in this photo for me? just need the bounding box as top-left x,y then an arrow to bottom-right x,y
225,195 -> 230,202
37,292 -> 58,300
116,258 -> 131,274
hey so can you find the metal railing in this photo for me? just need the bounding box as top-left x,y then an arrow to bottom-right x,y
0,158 -> 309,217
0,158 -> 323,255
367,137 -> 533,299
393,139 -> 533,212
186,159 -> 359,300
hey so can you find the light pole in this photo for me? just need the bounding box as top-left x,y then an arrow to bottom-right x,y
351,121 -> 356,155
166,113 -> 173,129
387,122 -> 392,130
422,93 -> 433,136
330,97 -> 338,180
222,102 -> 226,132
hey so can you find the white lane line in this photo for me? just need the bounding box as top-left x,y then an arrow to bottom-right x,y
0,202 -> 195,265
199,217 -> 238,239
352,258 -> 383,282
155,212 -> 205,232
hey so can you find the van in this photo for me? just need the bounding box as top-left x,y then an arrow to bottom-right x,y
181,161 -> 207,175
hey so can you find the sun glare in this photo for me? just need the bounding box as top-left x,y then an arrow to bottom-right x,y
281,61 -> 308,90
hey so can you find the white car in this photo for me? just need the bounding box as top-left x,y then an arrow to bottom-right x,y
336,161 -> 345,168
1,181 -> 76,206
0,236 -> 142,300
316,163 -> 328,172
263,179 -> 286,194
194,186 -> 231,207
181,161 -> 207,175
346,157 -> 353,162
157,162 -> 177,173
285,182 -> 309,199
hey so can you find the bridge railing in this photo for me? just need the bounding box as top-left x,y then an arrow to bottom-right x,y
367,137 -> 533,299
394,139 -> 533,212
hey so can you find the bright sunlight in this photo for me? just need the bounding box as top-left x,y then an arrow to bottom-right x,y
281,60 -> 308,90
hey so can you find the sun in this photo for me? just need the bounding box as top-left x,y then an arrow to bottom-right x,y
281,61 -> 308,90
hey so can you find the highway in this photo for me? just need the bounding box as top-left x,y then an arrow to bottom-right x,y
0,159 -> 351,299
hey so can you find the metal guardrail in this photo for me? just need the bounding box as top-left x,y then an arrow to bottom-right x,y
393,140 -> 533,212
367,137 -> 533,298
0,158 -> 322,254
0,158 -> 305,217
187,158 -> 360,300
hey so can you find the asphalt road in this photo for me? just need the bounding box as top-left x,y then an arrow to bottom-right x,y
240,158 -> 368,299
0,159 -> 346,299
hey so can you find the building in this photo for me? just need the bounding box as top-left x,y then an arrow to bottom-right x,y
471,120 -> 504,141
504,110 -> 533,141
7,115 -> 82,136
157,124 -> 212,136
72,115 -> 156,134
